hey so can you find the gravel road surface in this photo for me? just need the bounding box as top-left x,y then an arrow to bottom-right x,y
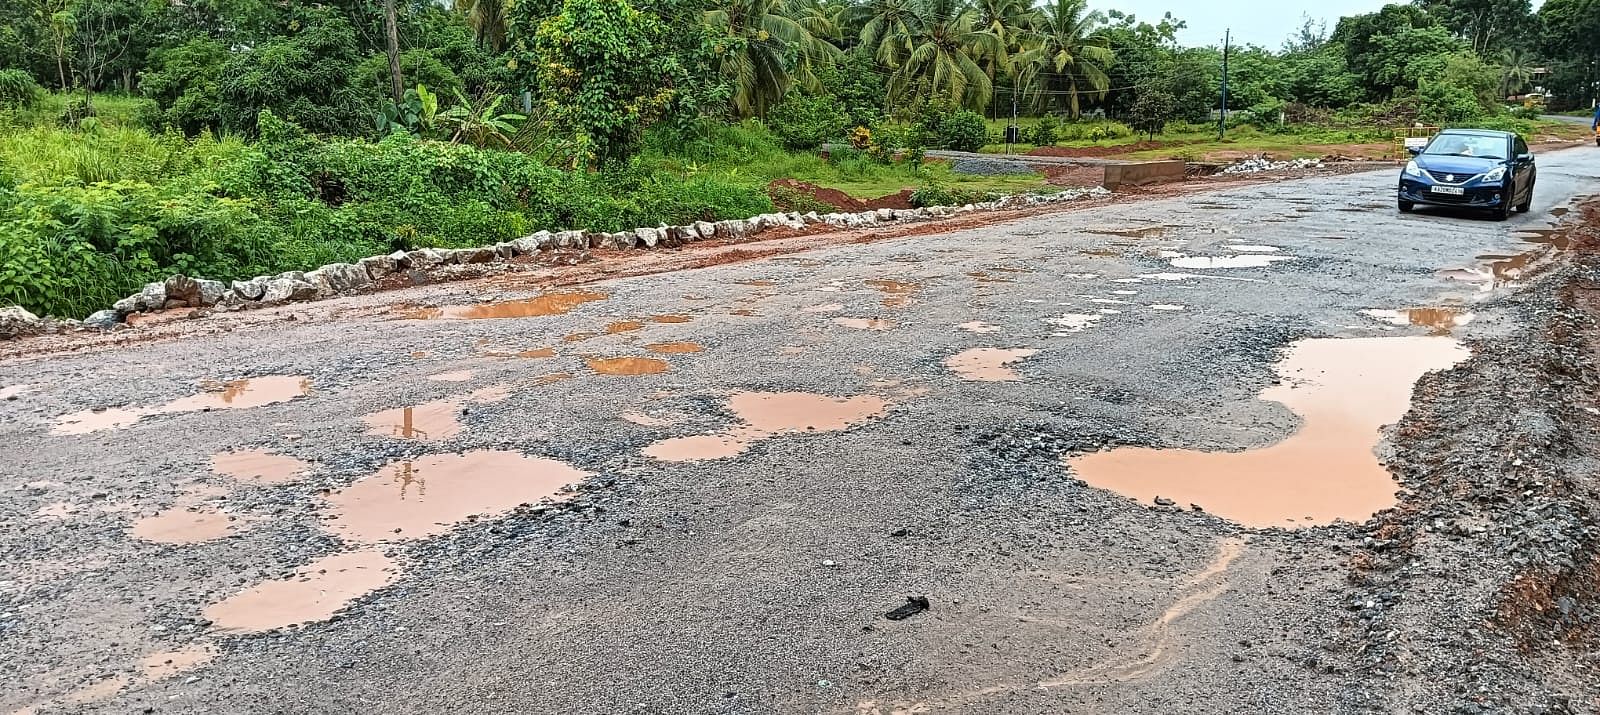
4,146 -> 1599,714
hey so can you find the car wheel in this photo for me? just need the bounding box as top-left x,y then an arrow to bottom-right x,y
1492,202 -> 1511,221
1398,199 -> 1414,213
1515,185 -> 1533,213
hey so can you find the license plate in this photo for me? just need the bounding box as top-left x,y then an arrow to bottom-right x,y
1430,186 -> 1465,195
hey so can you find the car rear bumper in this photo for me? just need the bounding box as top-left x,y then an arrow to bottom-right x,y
1399,179 -> 1508,208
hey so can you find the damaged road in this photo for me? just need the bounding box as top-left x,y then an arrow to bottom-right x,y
3,148 -> 1600,714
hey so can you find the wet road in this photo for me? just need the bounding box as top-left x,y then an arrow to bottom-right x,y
4,147 -> 1600,714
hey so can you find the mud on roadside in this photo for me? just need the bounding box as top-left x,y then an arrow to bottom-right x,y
1339,200 -> 1600,712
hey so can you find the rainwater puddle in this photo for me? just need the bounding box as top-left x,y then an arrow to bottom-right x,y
212,450 -> 309,485
1088,226 -> 1167,238
586,356 -> 670,375
647,341 -> 703,354
835,317 -> 895,331
129,508 -> 242,544
736,279 -> 777,287
426,370 -> 475,382
959,321 -> 1000,334
651,314 -> 692,324
1517,228 -> 1570,250
1044,313 -> 1101,335
54,376 -> 311,435
945,348 -> 1037,382
364,399 -> 465,441
403,291 -> 606,320
803,303 -> 845,313
0,384 -> 28,400
203,549 -> 400,634
1360,308 -> 1474,334
645,392 -> 889,462
485,347 -> 556,359
534,372 -> 574,385
607,320 -> 645,334
1170,255 -> 1293,269
1149,304 -> 1187,311
1068,336 -> 1470,528
324,450 -> 591,542
1440,251 -> 1538,290
1224,245 -> 1281,253
866,279 -> 919,307
140,644 -> 218,680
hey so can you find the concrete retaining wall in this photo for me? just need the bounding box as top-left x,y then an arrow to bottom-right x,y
1102,161 -> 1187,190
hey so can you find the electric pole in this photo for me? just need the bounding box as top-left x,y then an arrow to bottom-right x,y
1218,29 -> 1230,141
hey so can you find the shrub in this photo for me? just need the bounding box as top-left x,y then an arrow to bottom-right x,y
912,100 -> 987,151
1023,116 -> 1059,145
0,70 -> 41,109
910,183 -> 998,208
767,93 -> 848,151
1418,81 -> 1484,124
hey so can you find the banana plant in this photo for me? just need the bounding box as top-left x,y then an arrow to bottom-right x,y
438,89 -> 526,148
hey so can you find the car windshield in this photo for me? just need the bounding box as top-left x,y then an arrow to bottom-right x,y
1423,134 -> 1505,160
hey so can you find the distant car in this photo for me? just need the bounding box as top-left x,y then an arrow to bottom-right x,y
1398,129 -> 1535,221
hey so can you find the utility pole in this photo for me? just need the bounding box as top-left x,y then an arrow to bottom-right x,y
1009,86 -> 1018,156
383,0 -> 404,102
1218,29 -> 1230,141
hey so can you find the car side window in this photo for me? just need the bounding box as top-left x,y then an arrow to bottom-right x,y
1514,137 -> 1529,156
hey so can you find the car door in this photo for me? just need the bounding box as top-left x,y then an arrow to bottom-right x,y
1512,136 -> 1535,199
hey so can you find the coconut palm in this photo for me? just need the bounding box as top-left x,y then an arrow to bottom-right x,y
853,0 -> 919,70
884,0 -> 1005,110
1498,48 -> 1535,98
705,0 -> 841,117
1013,0 -> 1113,116
454,0 -> 508,53
785,0 -> 849,46
972,0 -> 1035,77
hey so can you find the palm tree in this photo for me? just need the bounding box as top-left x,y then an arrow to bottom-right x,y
1013,0 -> 1113,116
705,0 -> 841,117
1498,48 -> 1535,99
786,0 -> 849,47
853,0 -> 919,72
972,0 -> 1035,78
454,0 -> 508,53
885,0 -> 1005,110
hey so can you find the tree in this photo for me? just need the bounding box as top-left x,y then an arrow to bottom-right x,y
884,0 -> 1004,111
1331,4 -> 1439,98
1014,0 -> 1113,116
1128,86 -> 1175,139
853,0 -> 918,71
454,0 -> 509,52
1418,0 -> 1533,55
1497,47 -> 1534,97
1538,0 -> 1600,109
383,0 -> 404,102
971,0 -> 1034,80
703,0 -> 839,117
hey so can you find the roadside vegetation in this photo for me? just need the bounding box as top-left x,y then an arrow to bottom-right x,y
0,0 -> 1596,318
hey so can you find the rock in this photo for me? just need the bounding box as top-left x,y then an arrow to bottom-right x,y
633,227 -> 661,248
162,298 -> 187,310
493,242 -> 516,259
231,278 -> 268,301
447,247 -> 496,264
0,306 -> 44,339
259,278 -> 319,304
510,234 -> 547,255
112,295 -> 140,315
693,221 -> 717,240
164,275 -> 201,306
405,249 -> 447,270
876,208 -> 895,221
137,282 -> 167,311
358,255 -> 399,281
1154,496 -> 1177,507
884,596 -> 930,621
274,271 -> 308,283
388,250 -> 411,269
716,219 -> 751,240
302,269 -> 335,297
319,263 -> 373,293
196,279 -> 228,306
82,310 -> 121,329
555,231 -> 587,249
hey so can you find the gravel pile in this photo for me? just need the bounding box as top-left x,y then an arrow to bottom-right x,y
1221,157 -> 1324,174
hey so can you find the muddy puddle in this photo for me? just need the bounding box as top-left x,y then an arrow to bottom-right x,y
0,384 -> 28,400
403,290 -> 606,320
945,348 -> 1038,381
866,279 -> 919,307
606,320 -> 644,333
140,644 -> 218,680
804,303 -> 845,313
835,317 -> 894,331
364,400 -> 465,441
1361,308 -> 1474,334
485,347 -> 556,359
1440,250 -> 1539,289
212,450 -> 309,485
54,376 -> 311,435
204,549 -> 400,633
129,507 -> 241,544
586,356 -> 670,375
1169,255 -> 1293,269
651,315 -> 692,323
426,370 -> 476,382
1068,336 -> 1470,527
324,450 -> 591,542
1517,228 -> 1570,251
647,341 -> 703,354
1088,225 -> 1167,238
959,321 -> 1000,334
1044,313 -> 1101,335
645,392 -> 889,462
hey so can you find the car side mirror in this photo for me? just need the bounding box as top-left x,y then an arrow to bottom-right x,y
1406,146 -> 1423,156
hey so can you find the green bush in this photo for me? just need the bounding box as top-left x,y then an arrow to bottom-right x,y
766,92 -> 848,151
1418,82 -> 1484,124
1023,116 -> 1059,145
0,70 -> 41,109
915,103 -> 987,152
910,183 -> 998,208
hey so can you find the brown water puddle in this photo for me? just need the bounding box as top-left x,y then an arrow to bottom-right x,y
959,321 -> 1000,334
736,279 -> 777,287
204,549 -> 400,634
1088,225 -> 1167,238
403,290 -> 607,320
533,372 -> 575,385
730,309 -> 759,317
645,392 -> 889,462
607,320 -> 645,333
866,279 -> 919,307
212,450 -> 309,485
411,351 -> 430,359
1361,308 -> 1474,335
0,384 -> 29,400
129,507 -> 241,544
647,341 -> 703,354
835,317 -> 894,331
803,303 -> 845,313
1068,337 -> 1469,528
1517,228 -> 1570,250
324,450 -> 591,542
364,399 -> 464,440
426,370 -> 475,382
54,376 -> 311,435
945,348 -> 1038,382
586,356 -> 670,375
140,644 -> 219,680
651,315 -> 692,323
486,347 -> 556,359
1441,250 -> 1540,288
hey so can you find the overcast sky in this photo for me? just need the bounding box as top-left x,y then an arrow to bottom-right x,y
1096,1 -> 1542,50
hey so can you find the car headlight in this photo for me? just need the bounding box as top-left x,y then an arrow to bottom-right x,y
1481,166 -> 1507,183
1404,160 -> 1422,177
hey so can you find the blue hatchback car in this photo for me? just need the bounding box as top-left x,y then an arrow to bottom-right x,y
1398,129 -> 1536,220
